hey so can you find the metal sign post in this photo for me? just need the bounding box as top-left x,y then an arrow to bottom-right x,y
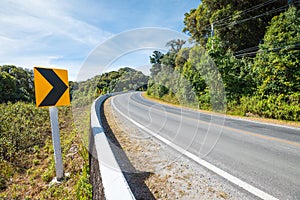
34,67 -> 70,182
49,106 -> 64,180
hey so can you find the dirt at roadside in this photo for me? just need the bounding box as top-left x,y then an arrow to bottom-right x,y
142,93 -> 300,128
102,98 -> 256,200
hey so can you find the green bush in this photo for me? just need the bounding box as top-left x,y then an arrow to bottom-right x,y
237,93 -> 300,121
71,96 -> 94,108
0,102 -> 50,167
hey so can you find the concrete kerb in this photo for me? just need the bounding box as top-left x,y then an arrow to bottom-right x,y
90,94 -> 135,200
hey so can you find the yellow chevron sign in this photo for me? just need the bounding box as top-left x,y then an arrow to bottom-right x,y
34,67 -> 70,107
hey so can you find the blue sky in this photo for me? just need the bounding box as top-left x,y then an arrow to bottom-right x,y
0,0 -> 199,80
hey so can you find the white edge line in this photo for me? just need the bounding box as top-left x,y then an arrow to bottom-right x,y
111,95 -> 279,200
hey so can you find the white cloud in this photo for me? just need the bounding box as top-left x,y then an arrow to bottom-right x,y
77,28 -> 189,81
0,0 -> 112,80
0,0 -> 111,44
0,0 -> 198,81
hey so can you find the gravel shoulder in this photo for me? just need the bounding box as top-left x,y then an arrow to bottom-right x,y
102,97 -> 256,200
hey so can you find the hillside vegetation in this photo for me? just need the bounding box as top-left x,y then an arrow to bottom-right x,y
71,67 -> 149,107
0,65 -> 92,199
0,65 -> 148,199
0,65 -> 34,103
0,1 -> 299,198
147,3 -> 300,121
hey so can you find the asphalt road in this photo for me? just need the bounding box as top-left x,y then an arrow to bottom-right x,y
110,92 -> 300,200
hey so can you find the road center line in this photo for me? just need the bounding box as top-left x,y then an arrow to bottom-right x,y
111,95 -> 279,200
129,92 -> 300,147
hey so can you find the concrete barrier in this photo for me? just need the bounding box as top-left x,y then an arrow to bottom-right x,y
90,94 -> 135,200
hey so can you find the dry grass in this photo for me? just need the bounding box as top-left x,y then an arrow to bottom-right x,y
142,93 -> 300,128
0,106 -> 91,199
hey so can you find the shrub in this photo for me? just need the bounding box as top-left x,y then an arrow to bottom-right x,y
238,93 -> 300,121
0,102 -> 50,167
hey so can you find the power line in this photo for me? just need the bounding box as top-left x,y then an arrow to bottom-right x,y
213,0 -> 280,25
235,51 -> 259,57
235,46 -> 259,54
232,4 -> 289,25
198,0 -> 281,33
189,1 -> 300,52
235,42 -> 300,57
215,4 -> 290,28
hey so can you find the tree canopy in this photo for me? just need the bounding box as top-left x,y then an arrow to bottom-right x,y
0,65 -> 34,103
254,6 -> 300,95
148,3 -> 300,121
183,0 -> 291,52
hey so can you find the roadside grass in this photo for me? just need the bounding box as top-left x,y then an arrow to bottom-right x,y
0,103 -> 92,199
143,93 -> 300,127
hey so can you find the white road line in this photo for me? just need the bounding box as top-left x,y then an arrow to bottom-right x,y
111,95 -> 279,200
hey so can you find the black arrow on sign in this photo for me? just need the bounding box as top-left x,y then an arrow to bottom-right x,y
36,68 -> 68,107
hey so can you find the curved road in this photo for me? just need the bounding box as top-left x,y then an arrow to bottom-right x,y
110,92 -> 300,200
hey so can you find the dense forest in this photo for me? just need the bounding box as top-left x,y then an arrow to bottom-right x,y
147,1 -> 300,121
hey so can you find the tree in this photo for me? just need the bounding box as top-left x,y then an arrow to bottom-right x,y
183,6 -> 210,46
188,45 -> 226,111
150,50 -> 164,64
183,0 -> 288,51
0,71 -> 17,102
0,65 -> 34,103
175,47 -> 190,72
205,37 -> 256,101
160,39 -> 187,69
161,52 -> 176,69
253,6 -> 300,95
150,51 -> 164,77
166,39 -> 186,53
114,69 -> 149,92
69,81 -> 79,101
